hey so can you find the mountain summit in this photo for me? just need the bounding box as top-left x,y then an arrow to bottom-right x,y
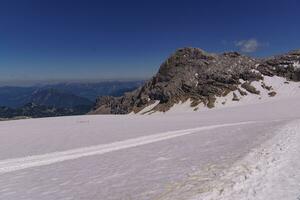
91,48 -> 300,114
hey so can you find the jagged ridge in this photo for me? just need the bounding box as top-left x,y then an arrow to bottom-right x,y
91,48 -> 300,114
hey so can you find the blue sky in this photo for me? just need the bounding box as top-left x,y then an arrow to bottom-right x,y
0,0 -> 299,84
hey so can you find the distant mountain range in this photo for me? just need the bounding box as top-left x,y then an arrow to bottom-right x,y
0,103 -> 92,119
40,81 -> 145,101
30,88 -> 93,108
0,81 -> 143,119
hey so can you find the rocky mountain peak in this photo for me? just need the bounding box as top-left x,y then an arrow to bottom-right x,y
222,52 -> 241,57
90,48 -> 300,115
288,49 -> 300,56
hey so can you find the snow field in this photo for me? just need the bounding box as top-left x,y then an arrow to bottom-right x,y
190,120 -> 300,200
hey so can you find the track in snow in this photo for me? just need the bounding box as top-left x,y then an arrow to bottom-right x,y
0,121 -> 255,174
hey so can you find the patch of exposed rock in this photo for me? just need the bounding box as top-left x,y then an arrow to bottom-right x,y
232,92 -> 239,101
257,50 -> 300,81
90,48 -> 300,114
241,82 -> 260,94
268,91 -> 277,97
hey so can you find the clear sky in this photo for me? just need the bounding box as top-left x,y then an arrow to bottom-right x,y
0,0 -> 299,84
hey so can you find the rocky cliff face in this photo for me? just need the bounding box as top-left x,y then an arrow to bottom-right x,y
91,48 -> 300,114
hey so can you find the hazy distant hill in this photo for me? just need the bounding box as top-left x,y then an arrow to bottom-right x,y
0,103 -> 92,119
0,81 -> 144,108
30,88 -> 93,108
41,81 -> 144,100
0,86 -> 36,108
0,80 -> 143,119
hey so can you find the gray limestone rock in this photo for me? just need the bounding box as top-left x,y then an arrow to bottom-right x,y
90,48 -> 300,114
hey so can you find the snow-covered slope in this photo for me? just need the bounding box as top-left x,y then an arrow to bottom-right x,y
190,120 -> 300,200
139,75 -> 300,114
0,94 -> 300,200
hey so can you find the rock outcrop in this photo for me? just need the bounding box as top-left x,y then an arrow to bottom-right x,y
91,48 -> 300,114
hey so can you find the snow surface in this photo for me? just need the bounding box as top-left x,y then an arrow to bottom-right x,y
0,85 -> 300,199
0,121 -> 255,174
213,75 -> 300,108
189,119 -> 300,200
293,61 -> 300,69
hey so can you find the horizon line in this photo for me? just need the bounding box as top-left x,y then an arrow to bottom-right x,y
0,77 -> 149,87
